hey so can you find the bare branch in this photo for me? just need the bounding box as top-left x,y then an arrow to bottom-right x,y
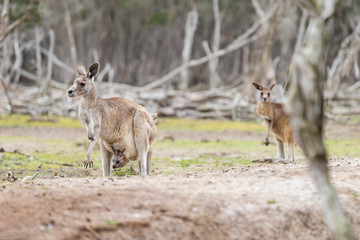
40,47 -> 75,75
141,1 -> 279,91
0,0 -> 39,43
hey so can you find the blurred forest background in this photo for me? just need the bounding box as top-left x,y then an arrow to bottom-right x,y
0,0 -> 360,120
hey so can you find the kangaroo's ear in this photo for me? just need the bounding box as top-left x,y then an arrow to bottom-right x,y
88,63 -> 99,79
121,147 -> 126,155
252,82 -> 263,90
268,82 -> 277,90
77,64 -> 87,76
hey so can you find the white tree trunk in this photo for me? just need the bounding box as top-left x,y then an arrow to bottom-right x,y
209,0 -> 222,89
179,6 -> 198,90
287,0 -> 354,239
63,1 -> 77,69
39,29 -> 55,95
35,26 -> 43,78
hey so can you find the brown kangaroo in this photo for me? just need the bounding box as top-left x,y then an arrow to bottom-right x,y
252,82 -> 295,163
67,63 -> 157,176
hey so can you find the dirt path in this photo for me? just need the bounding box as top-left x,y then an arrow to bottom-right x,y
1,122 -> 360,239
0,158 -> 359,240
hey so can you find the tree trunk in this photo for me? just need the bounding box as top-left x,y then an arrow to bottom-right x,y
39,29 -> 55,95
63,1 -> 77,69
209,0 -> 222,89
179,5 -> 198,90
287,0 -> 354,239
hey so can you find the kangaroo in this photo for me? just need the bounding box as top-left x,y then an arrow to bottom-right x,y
111,146 -> 126,169
67,63 -> 157,177
252,82 -> 295,163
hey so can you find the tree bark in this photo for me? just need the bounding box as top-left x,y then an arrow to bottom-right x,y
287,0 -> 354,239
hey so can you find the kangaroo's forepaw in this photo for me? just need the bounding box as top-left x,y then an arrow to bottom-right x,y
264,139 -> 270,146
83,160 -> 93,168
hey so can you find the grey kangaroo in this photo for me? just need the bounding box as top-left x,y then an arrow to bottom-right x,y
67,63 -> 157,176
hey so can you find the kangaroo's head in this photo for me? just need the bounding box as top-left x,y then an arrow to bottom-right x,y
67,63 -> 99,97
112,147 -> 126,169
252,82 -> 276,103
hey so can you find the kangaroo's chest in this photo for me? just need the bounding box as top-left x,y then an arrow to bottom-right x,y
79,106 -> 92,122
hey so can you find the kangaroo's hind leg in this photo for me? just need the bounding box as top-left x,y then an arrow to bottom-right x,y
146,146 -> 152,175
286,142 -> 295,163
133,127 -> 150,177
274,137 -> 286,162
100,139 -> 112,177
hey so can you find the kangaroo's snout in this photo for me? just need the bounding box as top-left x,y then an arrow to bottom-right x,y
68,89 -> 74,97
113,160 -> 121,169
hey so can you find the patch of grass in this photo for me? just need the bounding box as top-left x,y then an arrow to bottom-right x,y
149,155 -> 255,175
325,139 -> 360,158
1,115 -> 359,178
115,167 -> 137,176
267,200 -> 277,204
351,192 -> 359,198
155,139 -> 251,151
347,115 -> 360,124
106,220 -> 116,226
157,118 -> 265,132
0,114 -> 82,128
0,135 -> 102,179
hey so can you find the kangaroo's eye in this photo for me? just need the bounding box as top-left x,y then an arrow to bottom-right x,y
80,82 -> 85,86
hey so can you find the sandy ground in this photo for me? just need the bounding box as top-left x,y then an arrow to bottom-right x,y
0,123 -> 359,239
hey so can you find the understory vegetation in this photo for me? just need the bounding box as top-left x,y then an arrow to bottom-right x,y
0,114 -> 359,179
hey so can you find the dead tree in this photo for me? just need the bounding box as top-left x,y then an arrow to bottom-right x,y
287,0 -> 354,239
62,1 -> 77,69
202,0 -> 222,89
179,3 -> 198,90
0,0 -> 39,113
0,0 -> 38,43
39,29 -> 55,96
327,21 -> 360,98
142,1 -> 279,91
